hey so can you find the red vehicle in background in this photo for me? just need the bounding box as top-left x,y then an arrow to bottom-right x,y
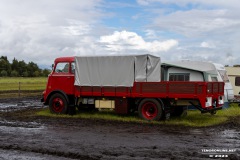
42,54 -> 224,120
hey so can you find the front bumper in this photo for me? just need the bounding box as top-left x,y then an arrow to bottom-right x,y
41,90 -> 47,105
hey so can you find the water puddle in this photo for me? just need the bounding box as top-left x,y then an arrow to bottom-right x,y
0,99 -> 43,112
0,103 -> 17,109
189,128 -> 205,135
0,120 -> 42,128
0,124 -> 44,134
220,129 -> 240,140
0,119 -> 45,139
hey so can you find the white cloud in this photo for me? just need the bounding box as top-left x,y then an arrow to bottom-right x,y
62,20 -> 92,36
137,0 -> 240,9
0,0 -> 240,67
152,9 -> 240,37
200,42 -> 216,49
99,30 -> 178,52
136,0 -> 150,6
144,30 -> 157,39
0,0 -> 104,67
141,1 -> 240,65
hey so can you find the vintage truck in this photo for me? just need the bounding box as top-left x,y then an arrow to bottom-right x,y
42,54 -> 224,120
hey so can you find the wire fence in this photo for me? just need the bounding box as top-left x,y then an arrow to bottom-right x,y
0,82 -> 46,99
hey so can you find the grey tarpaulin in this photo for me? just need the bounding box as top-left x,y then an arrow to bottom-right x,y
74,54 -> 161,87
162,61 -> 218,75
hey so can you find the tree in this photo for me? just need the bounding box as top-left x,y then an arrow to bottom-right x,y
22,71 -> 29,77
42,69 -> 51,77
18,60 -> 27,76
11,58 -> 19,72
0,56 -> 46,77
27,61 -> 40,77
0,70 -> 7,77
0,56 -> 11,76
33,71 -> 40,77
10,70 -> 18,77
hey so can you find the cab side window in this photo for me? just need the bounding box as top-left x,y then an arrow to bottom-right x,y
55,62 -> 69,73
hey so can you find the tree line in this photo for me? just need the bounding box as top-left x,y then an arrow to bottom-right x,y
0,56 -> 50,77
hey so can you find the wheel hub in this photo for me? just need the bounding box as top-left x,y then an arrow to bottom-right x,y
53,98 -> 64,112
142,102 -> 158,120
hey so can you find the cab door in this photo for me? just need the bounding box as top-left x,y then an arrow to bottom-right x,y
51,62 -> 75,94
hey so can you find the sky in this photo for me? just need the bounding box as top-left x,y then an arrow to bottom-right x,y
0,0 -> 240,69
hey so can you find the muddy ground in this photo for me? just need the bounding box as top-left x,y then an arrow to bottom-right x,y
0,97 -> 239,160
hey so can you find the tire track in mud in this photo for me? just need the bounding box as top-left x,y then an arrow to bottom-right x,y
0,144 -> 100,160
0,144 -> 207,160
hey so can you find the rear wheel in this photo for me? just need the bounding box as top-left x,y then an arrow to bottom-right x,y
138,99 -> 163,121
49,93 -> 68,114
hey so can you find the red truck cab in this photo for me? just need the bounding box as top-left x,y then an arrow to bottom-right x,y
43,57 -> 75,113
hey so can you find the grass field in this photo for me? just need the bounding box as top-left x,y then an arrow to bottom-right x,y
0,77 -> 47,98
37,103 -> 240,127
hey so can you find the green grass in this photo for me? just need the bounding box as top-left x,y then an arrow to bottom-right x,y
0,77 -> 47,98
37,109 -> 145,123
0,77 -> 47,91
0,77 -> 47,83
37,104 -> 240,127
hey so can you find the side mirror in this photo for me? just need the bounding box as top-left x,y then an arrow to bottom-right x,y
52,64 -> 54,70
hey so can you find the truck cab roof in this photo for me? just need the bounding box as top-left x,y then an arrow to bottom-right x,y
55,57 -> 74,63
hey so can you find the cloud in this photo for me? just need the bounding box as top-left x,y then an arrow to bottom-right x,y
0,0 -> 240,67
99,30 -> 178,52
62,20 -> 92,36
144,30 -> 157,39
137,0 -> 240,65
137,0 -> 150,6
0,0 -> 104,67
137,0 -> 239,9
152,9 -> 240,37
200,42 -> 216,49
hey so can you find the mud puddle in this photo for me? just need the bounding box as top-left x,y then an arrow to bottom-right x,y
0,149 -> 71,160
0,97 -> 43,112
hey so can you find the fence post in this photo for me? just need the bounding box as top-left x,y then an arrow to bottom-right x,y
18,82 -> 21,98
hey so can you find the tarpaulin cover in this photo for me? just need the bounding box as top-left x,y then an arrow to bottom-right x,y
74,54 -> 161,87
162,61 -> 218,75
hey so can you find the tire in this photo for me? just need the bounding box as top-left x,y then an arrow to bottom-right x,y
49,93 -> 68,114
138,99 -> 163,121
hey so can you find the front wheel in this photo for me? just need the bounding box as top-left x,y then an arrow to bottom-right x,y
49,93 -> 68,114
138,99 -> 163,121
